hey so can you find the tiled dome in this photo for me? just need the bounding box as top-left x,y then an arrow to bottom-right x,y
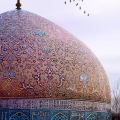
0,9 -> 110,102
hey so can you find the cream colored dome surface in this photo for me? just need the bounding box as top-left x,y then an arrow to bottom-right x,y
0,10 -> 110,102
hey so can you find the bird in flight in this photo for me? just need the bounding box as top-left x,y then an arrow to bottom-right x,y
64,0 -> 89,16
76,3 -> 78,6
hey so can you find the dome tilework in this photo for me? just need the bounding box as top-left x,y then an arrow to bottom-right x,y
0,10 -> 110,102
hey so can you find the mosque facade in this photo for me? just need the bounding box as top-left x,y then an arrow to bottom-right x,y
0,5 -> 111,120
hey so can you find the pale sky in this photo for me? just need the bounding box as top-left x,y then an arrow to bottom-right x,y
0,0 -> 120,91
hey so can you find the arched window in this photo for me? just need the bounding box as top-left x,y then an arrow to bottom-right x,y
10,112 -> 29,120
86,114 -> 97,120
52,113 -> 68,120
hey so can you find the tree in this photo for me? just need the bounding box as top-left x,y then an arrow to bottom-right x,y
111,79 -> 120,119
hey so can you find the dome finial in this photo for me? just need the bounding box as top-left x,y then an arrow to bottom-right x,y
16,0 -> 22,10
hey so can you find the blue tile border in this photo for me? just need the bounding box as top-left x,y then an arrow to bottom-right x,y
0,108 -> 112,120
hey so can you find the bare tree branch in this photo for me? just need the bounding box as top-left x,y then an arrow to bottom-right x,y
111,79 -> 120,118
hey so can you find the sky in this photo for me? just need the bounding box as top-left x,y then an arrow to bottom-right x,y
0,0 -> 120,91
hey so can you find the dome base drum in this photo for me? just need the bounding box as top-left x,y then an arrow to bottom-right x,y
0,98 -> 111,120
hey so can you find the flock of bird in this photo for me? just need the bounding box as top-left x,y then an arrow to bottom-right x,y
64,0 -> 89,16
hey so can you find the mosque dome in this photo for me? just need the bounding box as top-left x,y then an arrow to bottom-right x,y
0,9 -> 110,103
